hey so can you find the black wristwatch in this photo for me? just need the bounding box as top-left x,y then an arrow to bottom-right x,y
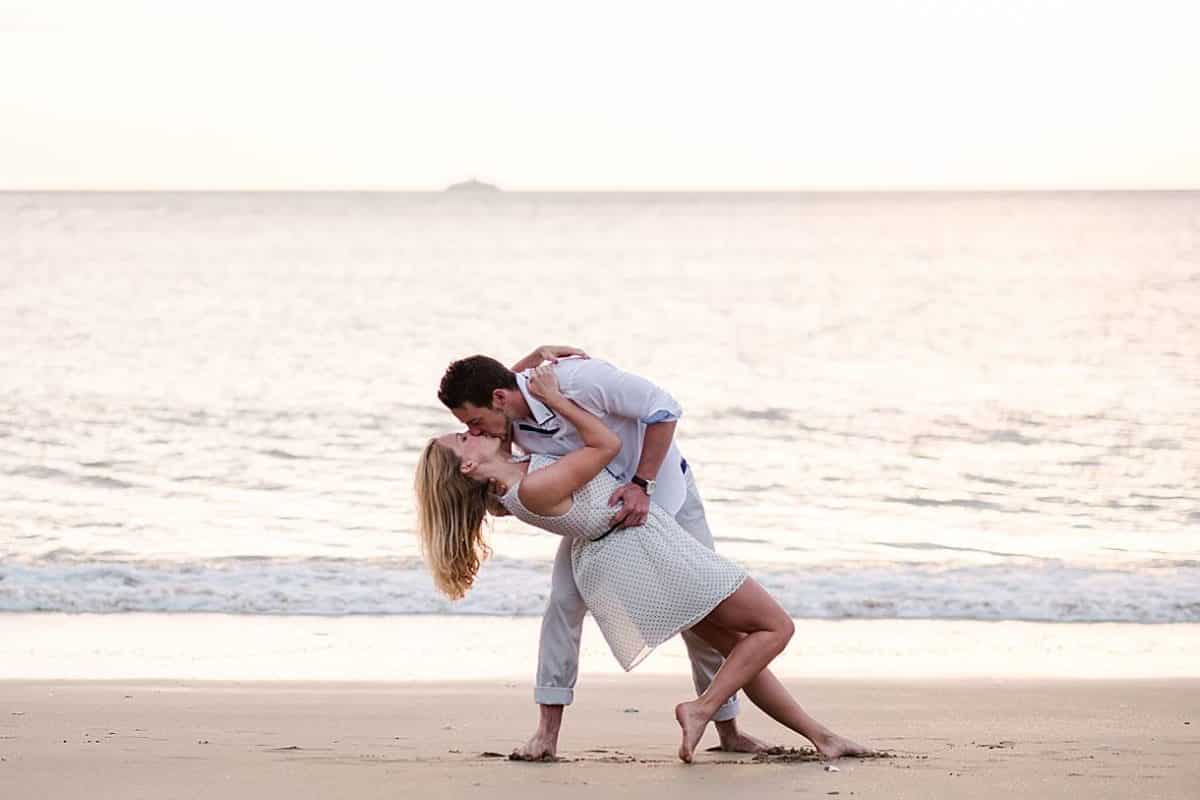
630,475 -> 656,496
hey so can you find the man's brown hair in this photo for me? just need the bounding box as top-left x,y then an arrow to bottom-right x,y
437,355 -> 518,410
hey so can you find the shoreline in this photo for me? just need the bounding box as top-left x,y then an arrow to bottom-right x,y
4,613 -> 1199,682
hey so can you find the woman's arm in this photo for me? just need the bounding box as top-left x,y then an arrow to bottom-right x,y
517,365 -> 620,516
509,345 -> 589,372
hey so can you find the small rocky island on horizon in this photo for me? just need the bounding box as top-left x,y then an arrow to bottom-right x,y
445,179 -> 501,192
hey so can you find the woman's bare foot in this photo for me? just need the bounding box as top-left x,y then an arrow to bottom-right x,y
674,701 -> 711,763
814,732 -> 870,759
714,720 -> 773,753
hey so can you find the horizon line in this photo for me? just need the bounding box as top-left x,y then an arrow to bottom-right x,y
3,186 -> 1199,194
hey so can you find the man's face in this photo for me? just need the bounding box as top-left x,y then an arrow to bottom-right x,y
452,400 -> 509,439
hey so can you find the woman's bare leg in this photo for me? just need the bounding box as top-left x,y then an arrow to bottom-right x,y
688,618 -> 867,759
673,579 -> 792,762
674,578 -> 866,762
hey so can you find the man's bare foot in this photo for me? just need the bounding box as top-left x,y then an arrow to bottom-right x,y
713,721 -> 773,754
510,731 -> 558,762
674,701 -> 710,763
814,732 -> 870,759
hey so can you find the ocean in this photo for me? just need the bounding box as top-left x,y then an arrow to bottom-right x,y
3,191 -> 1198,623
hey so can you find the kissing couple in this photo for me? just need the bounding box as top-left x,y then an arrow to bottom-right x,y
415,346 -> 868,763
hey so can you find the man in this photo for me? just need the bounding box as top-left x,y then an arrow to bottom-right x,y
438,345 -> 769,759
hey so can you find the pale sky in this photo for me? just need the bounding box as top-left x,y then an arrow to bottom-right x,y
2,0 -> 1198,190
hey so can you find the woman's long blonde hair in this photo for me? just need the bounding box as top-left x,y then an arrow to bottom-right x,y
414,438 -> 492,599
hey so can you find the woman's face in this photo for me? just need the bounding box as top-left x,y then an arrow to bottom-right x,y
436,430 -> 501,470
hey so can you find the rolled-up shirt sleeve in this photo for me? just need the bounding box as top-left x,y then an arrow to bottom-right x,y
556,358 -> 682,423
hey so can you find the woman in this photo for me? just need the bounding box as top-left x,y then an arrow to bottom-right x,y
415,365 -> 866,763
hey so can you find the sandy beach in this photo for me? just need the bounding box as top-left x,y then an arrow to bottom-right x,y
2,676 -> 1196,799
3,615 -> 1198,797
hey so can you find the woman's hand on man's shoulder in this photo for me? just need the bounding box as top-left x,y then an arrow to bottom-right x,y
527,363 -> 563,401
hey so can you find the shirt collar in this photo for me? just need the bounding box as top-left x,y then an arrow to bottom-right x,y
514,371 -> 556,426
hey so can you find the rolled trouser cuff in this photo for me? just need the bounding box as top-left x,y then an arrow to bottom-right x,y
711,695 -> 740,722
534,686 -> 575,706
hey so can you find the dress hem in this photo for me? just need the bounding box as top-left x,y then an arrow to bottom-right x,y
618,571 -> 749,673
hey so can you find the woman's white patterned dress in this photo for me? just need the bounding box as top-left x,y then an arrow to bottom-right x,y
501,454 -> 747,671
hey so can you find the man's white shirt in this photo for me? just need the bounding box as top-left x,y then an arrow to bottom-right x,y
510,357 -> 688,516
